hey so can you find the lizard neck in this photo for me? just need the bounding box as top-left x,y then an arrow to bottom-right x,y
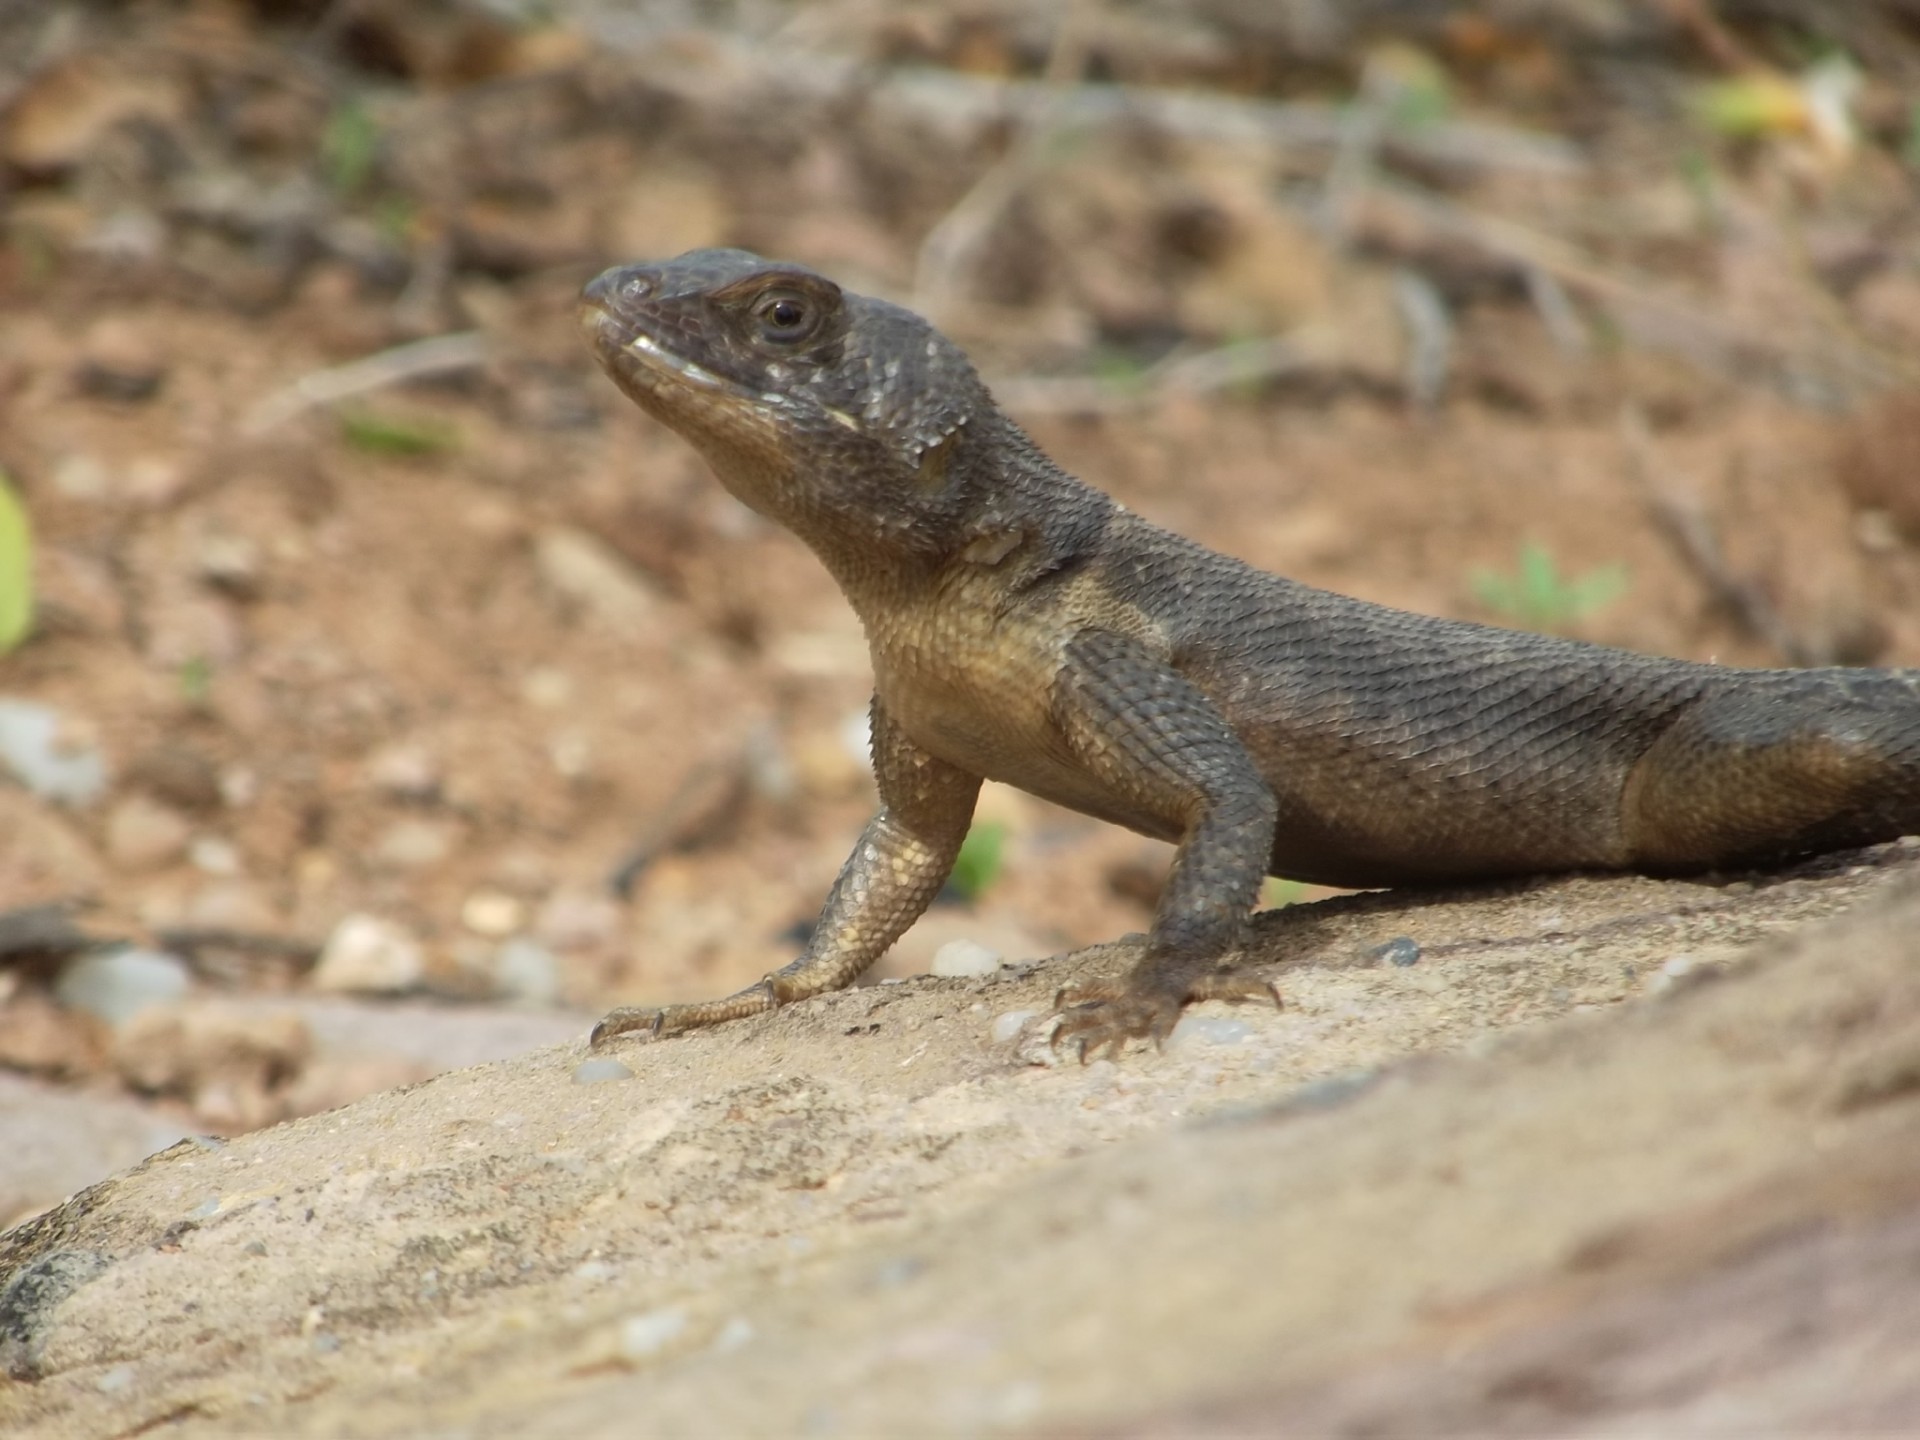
785,407 -> 1117,628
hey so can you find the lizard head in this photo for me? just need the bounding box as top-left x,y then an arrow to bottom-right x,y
580,249 -> 988,556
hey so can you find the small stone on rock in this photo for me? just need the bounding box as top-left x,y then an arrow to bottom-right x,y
618,1307 -> 687,1361
1169,1014 -> 1253,1048
572,1057 -> 634,1085
930,939 -> 1001,978
991,1009 -> 1038,1044
1368,936 -> 1422,968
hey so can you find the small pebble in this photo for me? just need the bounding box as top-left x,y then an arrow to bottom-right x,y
75,319 -> 165,402
312,914 -> 425,995
55,947 -> 190,1026
0,700 -> 107,805
364,743 -> 441,800
372,818 -> 456,869
991,1008 -> 1037,1044
618,1307 -> 688,1361
572,1057 -> 634,1085
1169,1014 -> 1253,1048
95,1365 -> 136,1394
462,889 -> 525,937
493,938 -> 560,1005
104,795 -> 192,871
930,939 -> 1001,978
189,836 -> 241,875
712,1317 -> 754,1353
1368,936 -> 1422,968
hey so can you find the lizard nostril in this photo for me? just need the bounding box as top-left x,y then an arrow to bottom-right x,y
582,268 -> 654,309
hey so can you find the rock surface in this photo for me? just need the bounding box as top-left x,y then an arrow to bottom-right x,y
4,847 -> 1920,1436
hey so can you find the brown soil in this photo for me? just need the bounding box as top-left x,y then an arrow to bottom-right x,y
4,3 -> 1920,1430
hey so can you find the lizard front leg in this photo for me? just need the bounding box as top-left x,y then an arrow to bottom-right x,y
1047,629 -> 1283,1060
591,698 -> 981,1047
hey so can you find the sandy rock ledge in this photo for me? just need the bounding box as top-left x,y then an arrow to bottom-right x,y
4,847 -> 1920,1437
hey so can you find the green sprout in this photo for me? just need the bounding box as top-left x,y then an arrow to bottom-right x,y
1472,541 -> 1627,634
0,469 -> 32,655
178,655 -> 213,705
321,99 -> 381,197
946,821 -> 1007,903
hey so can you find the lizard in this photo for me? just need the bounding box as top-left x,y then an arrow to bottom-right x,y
578,247 -> 1920,1059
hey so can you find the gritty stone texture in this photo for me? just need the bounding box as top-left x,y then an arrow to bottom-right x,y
4,847 -> 1920,1435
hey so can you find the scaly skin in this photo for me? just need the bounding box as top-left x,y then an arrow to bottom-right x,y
578,248 -> 1920,1058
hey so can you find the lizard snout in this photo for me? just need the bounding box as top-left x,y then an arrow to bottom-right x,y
580,266 -> 657,316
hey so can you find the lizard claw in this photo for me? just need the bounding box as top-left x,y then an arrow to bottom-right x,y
588,1005 -> 667,1048
1048,983 -> 1183,1064
1047,972 -> 1282,1063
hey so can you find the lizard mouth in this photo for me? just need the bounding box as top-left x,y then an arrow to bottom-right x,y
578,300 -> 744,399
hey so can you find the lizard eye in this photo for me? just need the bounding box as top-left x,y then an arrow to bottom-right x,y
755,293 -> 814,342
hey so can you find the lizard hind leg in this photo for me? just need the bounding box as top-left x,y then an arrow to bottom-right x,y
1624,678 -> 1920,871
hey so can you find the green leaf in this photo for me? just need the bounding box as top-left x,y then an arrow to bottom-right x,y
1471,541 -> 1628,634
0,470 -> 33,655
340,409 -> 459,456
947,821 -> 1007,903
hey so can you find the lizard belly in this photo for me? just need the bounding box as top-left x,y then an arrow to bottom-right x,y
872,617 -> 1189,844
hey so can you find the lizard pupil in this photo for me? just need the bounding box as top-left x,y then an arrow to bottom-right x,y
766,299 -> 805,330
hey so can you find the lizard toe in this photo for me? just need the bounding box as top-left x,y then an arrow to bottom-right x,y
1049,984 -> 1183,1063
588,1006 -> 667,1048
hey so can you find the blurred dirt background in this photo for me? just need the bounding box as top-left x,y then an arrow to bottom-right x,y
4,0 -> 1920,1213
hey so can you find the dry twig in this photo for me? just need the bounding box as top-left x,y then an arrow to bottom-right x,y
1619,404 -> 1818,665
242,331 -> 490,435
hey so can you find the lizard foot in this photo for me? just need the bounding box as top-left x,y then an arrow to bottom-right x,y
589,977 -> 785,1048
1049,972 -> 1282,1063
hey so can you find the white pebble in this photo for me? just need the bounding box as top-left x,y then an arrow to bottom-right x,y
931,939 -> 1001,978
572,1057 -> 634,1085
1169,1014 -> 1253,1048
991,1009 -> 1037,1044
493,938 -> 560,1005
55,947 -> 190,1026
461,889 -> 525,937
0,700 -> 106,805
312,914 -> 425,995
619,1307 -> 687,1360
